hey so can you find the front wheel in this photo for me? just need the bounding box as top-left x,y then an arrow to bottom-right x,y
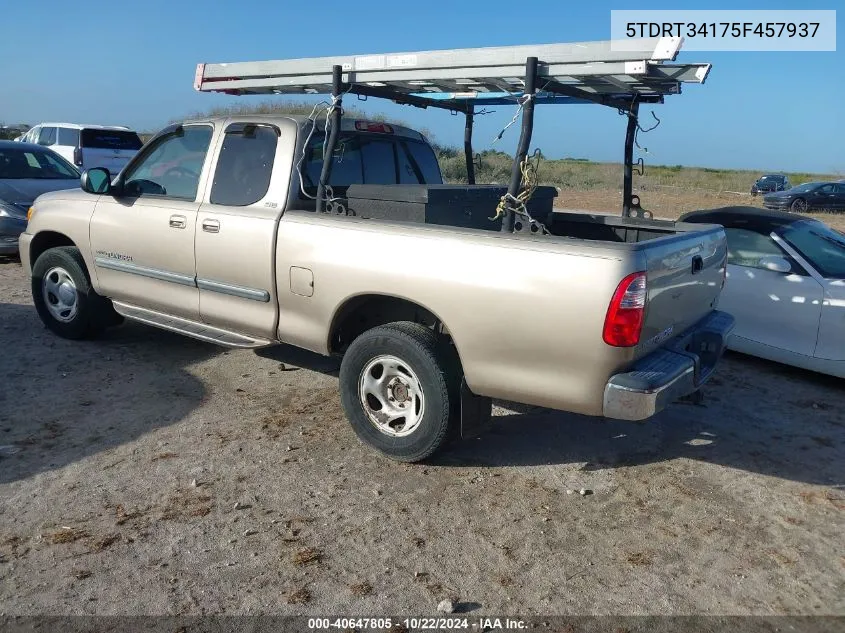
32,246 -> 119,339
790,198 -> 807,213
339,322 -> 454,462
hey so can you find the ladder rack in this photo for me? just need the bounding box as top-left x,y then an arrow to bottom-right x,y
194,37 -> 712,225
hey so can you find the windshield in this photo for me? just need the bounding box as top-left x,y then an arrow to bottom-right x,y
779,220 -> 845,278
759,175 -> 781,181
789,182 -> 822,193
0,146 -> 80,180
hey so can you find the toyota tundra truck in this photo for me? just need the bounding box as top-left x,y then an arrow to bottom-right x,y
20,111 -> 733,462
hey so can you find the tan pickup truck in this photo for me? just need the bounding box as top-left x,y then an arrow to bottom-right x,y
21,114 -> 733,461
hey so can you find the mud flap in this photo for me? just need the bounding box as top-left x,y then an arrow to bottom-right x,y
460,378 -> 492,439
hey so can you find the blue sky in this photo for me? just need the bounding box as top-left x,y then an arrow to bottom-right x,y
1,0 -> 842,173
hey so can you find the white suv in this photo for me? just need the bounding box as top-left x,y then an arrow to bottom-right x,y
21,123 -> 143,174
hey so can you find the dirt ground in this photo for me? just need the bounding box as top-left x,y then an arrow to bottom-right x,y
0,255 -> 843,618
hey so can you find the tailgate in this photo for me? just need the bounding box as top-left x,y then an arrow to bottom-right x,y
638,226 -> 727,356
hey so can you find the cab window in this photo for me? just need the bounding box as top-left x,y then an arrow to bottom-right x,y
122,126 -> 213,200
37,127 -> 57,146
210,124 -> 278,206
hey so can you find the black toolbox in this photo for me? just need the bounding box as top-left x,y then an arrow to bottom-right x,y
343,184 -> 558,231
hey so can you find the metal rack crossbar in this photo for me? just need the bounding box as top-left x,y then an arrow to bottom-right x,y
194,37 -> 711,224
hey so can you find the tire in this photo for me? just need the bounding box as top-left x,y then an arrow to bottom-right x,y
31,246 -> 119,340
339,321 -> 454,462
790,198 -> 807,213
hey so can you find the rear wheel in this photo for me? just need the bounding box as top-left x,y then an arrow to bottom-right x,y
790,198 -> 807,213
339,322 -> 454,462
32,246 -> 119,339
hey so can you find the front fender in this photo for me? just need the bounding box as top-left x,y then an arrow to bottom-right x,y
25,189 -> 100,288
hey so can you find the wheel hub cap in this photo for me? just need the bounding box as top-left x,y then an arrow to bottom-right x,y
391,380 -> 409,404
359,355 -> 425,437
42,266 -> 79,323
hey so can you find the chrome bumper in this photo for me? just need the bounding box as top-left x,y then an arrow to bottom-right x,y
603,310 -> 735,421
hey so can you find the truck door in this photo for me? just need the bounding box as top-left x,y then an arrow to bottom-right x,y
89,124 -> 215,320
195,122 -> 282,338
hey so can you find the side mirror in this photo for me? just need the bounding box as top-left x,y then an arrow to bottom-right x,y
759,255 -> 791,274
81,167 -> 112,194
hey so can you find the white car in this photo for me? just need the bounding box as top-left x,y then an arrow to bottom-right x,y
20,123 -> 143,175
681,207 -> 845,378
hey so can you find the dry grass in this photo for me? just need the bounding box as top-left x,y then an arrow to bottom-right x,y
349,582 -> 373,597
292,547 -> 323,566
286,586 -> 311,605
46,527 -> 89,545
496,574 -> 514,587
114,504 -> 147,526
440,147 -> 841,195
151,452 -> 178,461
159,489 -> 214,522
626,551 -> 654,566
92,533 -> 121,551
799,490 -> 845,510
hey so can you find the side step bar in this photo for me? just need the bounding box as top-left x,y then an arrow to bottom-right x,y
113,302 -> 274,349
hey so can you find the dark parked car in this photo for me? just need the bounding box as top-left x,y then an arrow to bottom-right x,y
0,141 -> 80,255
763,182 -> 845,213
751,174 -> 790,196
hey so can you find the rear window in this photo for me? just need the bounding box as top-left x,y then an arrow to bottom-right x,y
57,127 -> 80,146
360,139 -> 397,184
81,129 -> 143,150
303,134 -> 364,190
301,132 -> 441,193
401,140 -> 443,185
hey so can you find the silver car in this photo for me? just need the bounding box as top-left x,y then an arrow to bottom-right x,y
682,207 -> 845,377
0,140 -> 80,255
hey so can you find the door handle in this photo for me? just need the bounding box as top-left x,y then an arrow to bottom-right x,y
169,215 -> 186,229
202,219 -> 220,233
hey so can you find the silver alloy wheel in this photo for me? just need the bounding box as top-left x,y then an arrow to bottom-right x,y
42,266 -> 79,323
358,354 -> 425,437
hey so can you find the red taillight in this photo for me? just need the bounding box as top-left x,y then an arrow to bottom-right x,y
354,121 -> 394,134
603,272 -> 647,347
73,147 -> 83,166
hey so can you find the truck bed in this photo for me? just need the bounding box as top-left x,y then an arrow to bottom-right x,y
340,184 -> 704,245
294,183 -> 727,372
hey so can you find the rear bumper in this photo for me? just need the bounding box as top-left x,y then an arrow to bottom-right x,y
603,310 -> 735,421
